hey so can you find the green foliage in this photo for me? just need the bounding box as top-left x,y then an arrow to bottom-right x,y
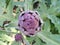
0,0 -> 60,45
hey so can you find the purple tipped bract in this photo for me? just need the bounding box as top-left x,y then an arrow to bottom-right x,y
18,11 -> 43,36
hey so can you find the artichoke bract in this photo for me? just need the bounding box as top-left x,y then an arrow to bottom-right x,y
18,11 -> 43,36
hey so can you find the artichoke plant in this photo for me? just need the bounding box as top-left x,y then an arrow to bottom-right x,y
15,33 -> 23,41
18,11 -> 43,36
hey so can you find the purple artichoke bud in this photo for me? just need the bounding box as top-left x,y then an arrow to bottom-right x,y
18,11 -> 43,36
15,33 -> 23,41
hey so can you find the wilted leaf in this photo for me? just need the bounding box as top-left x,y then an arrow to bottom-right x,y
0,33 -> 14,42
0,41 -> 7,45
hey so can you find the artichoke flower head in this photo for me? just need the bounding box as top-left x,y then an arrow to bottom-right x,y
18,11 -> 43,36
